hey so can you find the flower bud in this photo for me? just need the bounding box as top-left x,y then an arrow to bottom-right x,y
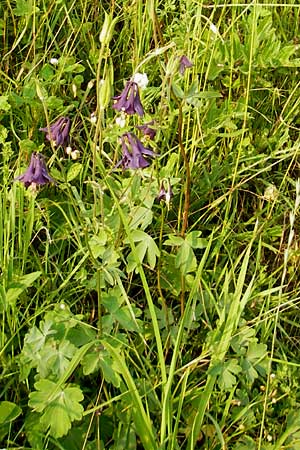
99,12 -> 118,46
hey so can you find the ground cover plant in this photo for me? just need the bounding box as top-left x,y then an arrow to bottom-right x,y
1,0 -> 300,449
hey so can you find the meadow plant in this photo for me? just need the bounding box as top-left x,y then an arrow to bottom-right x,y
112,80 -> 144,116
14,152 -> 55,189
39,117 -> 71,147
1,2 -> 300,450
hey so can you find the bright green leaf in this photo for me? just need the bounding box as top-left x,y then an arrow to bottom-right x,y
67,163 -> 82,182
0,95 -> 11,112
164,235 -> 184,246
29,379 -> 84,438
88,231 -> 107,258
0,402 -> 22,424
175,241 -> 196,274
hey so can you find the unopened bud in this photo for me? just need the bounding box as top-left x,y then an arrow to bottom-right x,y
71,150 -> 80,160
98,75 -> 112,110
99,12 -> 118,46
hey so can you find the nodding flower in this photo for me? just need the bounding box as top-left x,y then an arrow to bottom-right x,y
157,179 -> 173,206
40,117 -> 71,147
112,81 -> 144,117
136,122 -> 157,140
14,152 -> 55,189
179,55 -> 193,75
116,132 -> 158,170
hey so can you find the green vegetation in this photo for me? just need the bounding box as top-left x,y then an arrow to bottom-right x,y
1,1 -> 300,448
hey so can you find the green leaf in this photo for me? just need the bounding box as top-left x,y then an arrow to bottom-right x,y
13,0 -> 38,15
88,231 -> 107,258
0,125 -> 8,144
247,342 -> 267,362
126,232 -> 159,272
64,63 -> 85,74
0,401 -> 22,424
81,345 -> 103,375
129,206 -> 153,230
0,95 -> 11,112
29,379 -> 84,438
186,231 -> 208,249
175,240 -> 196,274
241,341 -> 268,383
163,235 -> 184,246
67,163 -> 82,182
81,345 -> 121,387
6,271 -> 41,306
113,306 -> 140,332
171,81 -> 184,99
23,325 -> 47,355
219,360 -> 242,390
46,340 -> 77,378
45,96 -> 64,110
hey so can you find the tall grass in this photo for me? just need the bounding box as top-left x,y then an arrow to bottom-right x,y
1,1 -> 300,449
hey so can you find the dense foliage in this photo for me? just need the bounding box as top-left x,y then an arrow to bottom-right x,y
1,1 -> 300,449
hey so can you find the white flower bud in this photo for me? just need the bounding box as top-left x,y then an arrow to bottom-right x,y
50,58 -> 59,65
132,72 -> 149,90
71,150 -> 80,160
90,112 -> 97,124
116,115 -> 126,128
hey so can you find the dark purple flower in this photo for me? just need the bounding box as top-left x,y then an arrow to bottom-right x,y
39,117 -> 71,147
157,180 -> 173,204
136,122 -> 156,140
117,132 -> 158,170
179,55 -> 193,75
112,81 -> 144,117
14,152 -> 55,189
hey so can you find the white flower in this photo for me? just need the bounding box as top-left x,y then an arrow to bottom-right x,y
209,23 -> 219,35
116,115 -> 126,128
132,72 -> 149,90
71,150 -> 80,160
50,58 -> 59,65
209,22 -> 224,42
66,146 -> 72,155
90,112 -> 97,124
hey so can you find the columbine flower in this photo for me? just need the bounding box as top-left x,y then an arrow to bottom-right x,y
136,122 -> 156,140
40,117 -> 71,147
14,152 -> 54,189
179,55 -> 193,75
157,179 -> 173,207
112,81 -> 144,116
132,72 -> 149,90
117,132 -> 158,170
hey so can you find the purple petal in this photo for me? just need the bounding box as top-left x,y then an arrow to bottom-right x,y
179,55 -> 193,75
40,117 -> 71,147
14,152 -> 54,188
136,123 -> 156,140
112,81 -> 144,116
